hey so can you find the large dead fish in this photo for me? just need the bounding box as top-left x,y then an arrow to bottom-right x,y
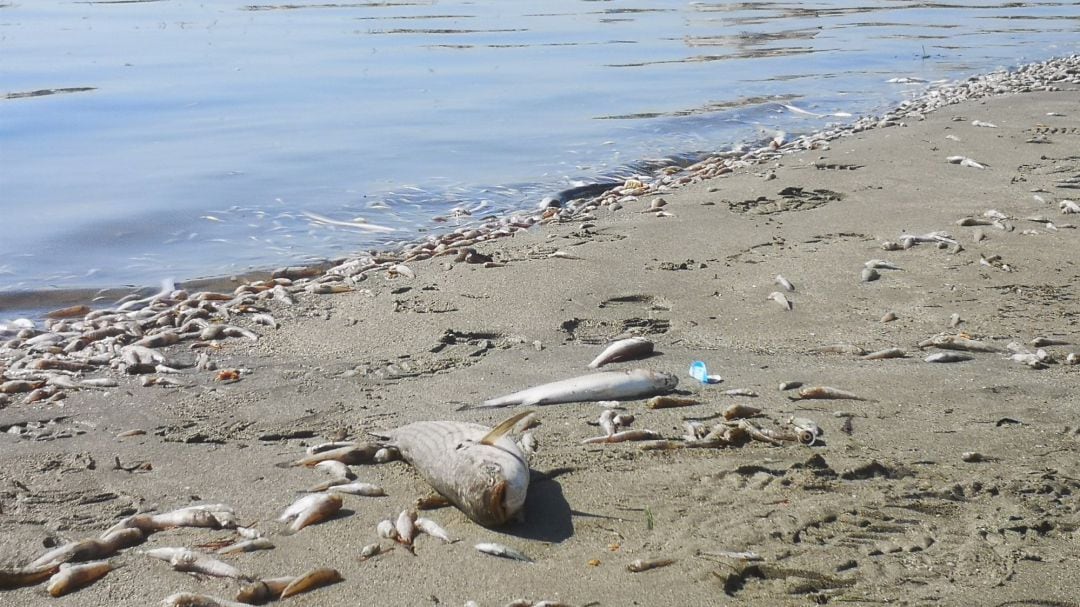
475,369 -> 678,409
373,412 -> 532,527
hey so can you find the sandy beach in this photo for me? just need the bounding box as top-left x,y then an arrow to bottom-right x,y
3,62 -> 1080,606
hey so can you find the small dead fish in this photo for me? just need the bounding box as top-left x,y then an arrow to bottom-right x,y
881,311 -> 898,323
956,217 -> 994,226
326,481 -> 386,497
216,538 -> 274,555
774,275 -> 795,292
478,369 -> 678,408
46,560 -> 113,597
722,403 -> 762,420
587,337 -> 654,369
306,441 -> 358,455
971,120 -> 998,128
395,509 -> 418,545
359,543 -> 383,560
810,344 -> 866,355
925,352 -> 972,363
1061,200 -> 1080,214
280,443 -> 380,467
582,429 -> 660,444
627,558 -> 675,573
1032,337 -> 1070,347
788,386 -> 866,401
722,388 -> 758,397
278,493 -> 342,534
376,519 -> 398,541
415,517 -> 456,543
145,547 -> 245,579
315,460 -> 355,480
919,334 -> 1001,353
767,291 -> 793,311
162,592 -> 252,607
251,313 -> 279,329
861,268 -> 880,282
235,577 -> 294,604
0,564 -> 59,590
280,568 -> 343,599
475,542 -> 533,563
645,395 -> 700,409
864,259 -> 902,270
862,348 -> 906,360
374,412 -> 532,527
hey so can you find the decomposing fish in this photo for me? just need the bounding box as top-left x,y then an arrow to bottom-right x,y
279,443 -> 380,468
46,560 -> 113,597
0,563 -> 59,590
862,348 -> 906,360
216,538 -> 274,555
1060,199 -> 1080,214
315,460 -> 355,480
587,337 -> 654,368
376,519 -> 398,541
475,542 -> 533,562
28,527 -> 143,569
861,268 -> 880,282
477,369 -> 678,409
597,409 -> 617,436
326,481 -> 386,497
925,352 -> 972,363
767,291 -> 793,311
280,568 -> 342,599
236,577 -> 295,604
373,412 -> 532,527
788,417 -> 823,446
722,403 -> 762,420
144,547 -> 246,579
582,429 -> 661,444
919,334 -> 1001,353
627,558 -> 676,573
162,592 -> 252,607
415,517 -> 456,543
646,395 -> 700,409
722,388 -> 758,397
864,259 -> 902,270
278,493 -> 343,534
788,386 -> 867,401
1032,337 -> 1070,347
395,509 -> 418,546
775,275 -> 795,292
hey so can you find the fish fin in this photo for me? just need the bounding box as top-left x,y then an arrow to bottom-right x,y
480,411 -> 535,446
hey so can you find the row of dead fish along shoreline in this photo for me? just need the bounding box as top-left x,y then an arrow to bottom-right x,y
1,55 -> 1078,404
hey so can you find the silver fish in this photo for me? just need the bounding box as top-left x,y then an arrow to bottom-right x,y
925,352 -> 972,363
475,542 -> 533,562
477,369 -> 678,409
375,412 -> 532,527
774,274 -> 795,292
587,337 -> 654,368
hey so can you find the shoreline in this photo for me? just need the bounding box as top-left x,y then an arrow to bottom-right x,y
2,57 -> 1080,607
4,55 -> 1078,321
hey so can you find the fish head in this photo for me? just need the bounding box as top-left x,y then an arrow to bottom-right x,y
477,461 -> 529,527
654,371 -> 679,391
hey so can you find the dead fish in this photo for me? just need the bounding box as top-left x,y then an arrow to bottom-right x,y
788,386 -> 867,401
359,543 -> 383,560
1060,200 -> 1080,214
475,542 -> 533,563
279,443 -> 380,467
810,344 -> 867,355
144,547 -> 245,579
236,577 -> 295,604
477,369 -> 678,409
627,558 -> 676,573
46,560 -> 113,597
774,274 -> 795,291
598,409 -> 617,436
582,429 -> 661,444
0,563 -> 59,590
721,388 -> 758,397
162,592 -> 252,607
1032,337 -> 1070,347
925,352 -> 972,363
216,538 -> 274,555
280,568 -> 342,599
956,217 -> 994,226
315,460 -> 355,480
767,291 -> 793,311
395,509 -> 418,546
788,416 -> 823,446
881,311 -> 898,323
373,412 -> 532,527
415,517 -> 456,543
278,493 -> 343,534
919,334 -> 1001,353
861,268 -> 880,282
326,481 -> 386,497
587,337 -> 654,368
864,259 -> 902,270
645,395 -> 700,409
778,381 -> 803,391
376,519 -> 398,541
722,403 -> 762,420
862,348 -> 906,360
971,119 -> 998,128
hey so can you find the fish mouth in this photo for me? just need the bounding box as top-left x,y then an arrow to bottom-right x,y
485,480 -> 508,525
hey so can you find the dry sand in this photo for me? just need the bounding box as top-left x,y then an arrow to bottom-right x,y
3,88 -> 1080,606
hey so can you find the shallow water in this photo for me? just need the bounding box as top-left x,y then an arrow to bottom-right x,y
1,0 -> 1078,311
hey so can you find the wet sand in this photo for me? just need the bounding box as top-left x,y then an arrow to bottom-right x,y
3,81 -> 1080,605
